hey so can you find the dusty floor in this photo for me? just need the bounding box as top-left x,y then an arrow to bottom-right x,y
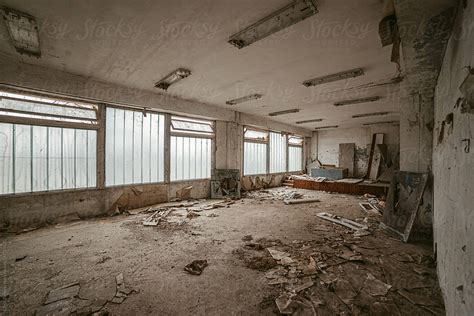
1,187 -> 444,315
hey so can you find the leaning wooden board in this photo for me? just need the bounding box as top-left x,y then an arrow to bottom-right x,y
381,171 -> 428,242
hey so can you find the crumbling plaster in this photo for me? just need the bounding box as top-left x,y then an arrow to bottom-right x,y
433,1 -> 474,314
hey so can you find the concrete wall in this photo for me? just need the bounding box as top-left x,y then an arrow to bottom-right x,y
0,179 -> 210,232
433,2 -> 474,314
314,124 -> 400,178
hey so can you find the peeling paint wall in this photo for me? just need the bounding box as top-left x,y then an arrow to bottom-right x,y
433,2 -> 474,314
315,124 -> 400,178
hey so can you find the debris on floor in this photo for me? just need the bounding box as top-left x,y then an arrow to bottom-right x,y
184,260 -> 209,275
111,273 -> 135,304
316,212 -> 368,231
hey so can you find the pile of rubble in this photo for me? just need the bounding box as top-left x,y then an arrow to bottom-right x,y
234,220 -> 444,314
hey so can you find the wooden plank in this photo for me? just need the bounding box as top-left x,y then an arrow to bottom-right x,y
338,143 -> 355,177
366,133 -> 384,178
369,145 -> 382,180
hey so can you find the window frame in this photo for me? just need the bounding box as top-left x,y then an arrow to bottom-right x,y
243,126 -> 304,176
170,115 -> 215,182
0,90 -> 100,196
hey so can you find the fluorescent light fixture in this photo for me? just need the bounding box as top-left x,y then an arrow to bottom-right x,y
1,7 -> 41,57
303,68 -> 364,87
228,0 -> 318,49
155,68 -> 191,90
314,125 -> 338,130
363,121 -> 398,126
226,94 -> 262,105
295,118 -> 323,124
334,96 -> 381,106
352,111 -> 389,118
268,108 -> 300,116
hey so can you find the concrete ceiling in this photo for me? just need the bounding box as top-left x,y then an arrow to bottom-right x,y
0,0 -> 401,130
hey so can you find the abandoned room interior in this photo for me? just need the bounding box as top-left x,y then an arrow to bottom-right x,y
0,0 -> 472,315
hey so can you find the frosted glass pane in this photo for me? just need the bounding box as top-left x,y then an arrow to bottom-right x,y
62,129 -> 75,189
14,125 -> 32,193
158,115 -> 165,182
123,110 -> 133,185
133,111 -> 143,183
0,98 -> 96,119
32,126 -> 48,191
87,130 -> 97,187
289,146 -> 303,172
105,107 -> 115,186
75,130 -> 88,188
244,142 -> 267,175
142,114 -> 151,183
0,123 -> 13,194
150,114 -> 159,182
114,109 -> 125,185
48,127 -> 62,190
170,136 -> 211,181
269,132 -> 286,173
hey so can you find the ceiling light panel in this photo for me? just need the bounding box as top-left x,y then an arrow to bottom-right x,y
155,68 -> 191,90
363,121 -> 398,126
1,7 -> 41,57
303,68 -> 364,87
226,94 -> 262,105
228,0 -> 318,49
334,96 -> 381,106
268,109 -> 300,116
352,111 -> 389,118
314,125 -> 338,130
295,118 -> 323,124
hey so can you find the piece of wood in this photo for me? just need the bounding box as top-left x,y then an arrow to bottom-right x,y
369,145 -> 383,180
316,212 -> 368,230
284,198 -> 320,205
339,143 -> 355,177
366,133 -> 384,179
382,171 -> 428,242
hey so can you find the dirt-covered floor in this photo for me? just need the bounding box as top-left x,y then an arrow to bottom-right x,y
1,187 -> 444,315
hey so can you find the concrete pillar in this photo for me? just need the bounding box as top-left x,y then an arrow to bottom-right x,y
399,83 -> 435,236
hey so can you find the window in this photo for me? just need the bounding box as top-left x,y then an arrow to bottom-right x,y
0,91 -> 98,194
244,128 -> 268,175
105,107 -> 165,186
288,136 -> 303,172
269,131 -> 287,173
170,116 -> 213,181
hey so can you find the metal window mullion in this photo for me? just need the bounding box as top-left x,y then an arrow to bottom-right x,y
11,124 -> 15,193
73,129 -> 76,188
122,110 -> 126,184
60,128 -> 63,189
30,125 -> 33,192
141,114 -> 144,183
86,130 -> 89,187
132,112 -> 135,183
46,127 -> 49,190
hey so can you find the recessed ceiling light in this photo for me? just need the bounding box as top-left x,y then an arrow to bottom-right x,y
1,7 -> 41,57
303,68 -> 364,87
295,118 -> 323,124
226,94 -> 262,105
314,125 -> 338,130
334,96 -> 381,106
155,68 -> 191,90
228,0 -> 318,49
352,111 -> 389,118
268,109 -> 300,116
363,121 -> 398,126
